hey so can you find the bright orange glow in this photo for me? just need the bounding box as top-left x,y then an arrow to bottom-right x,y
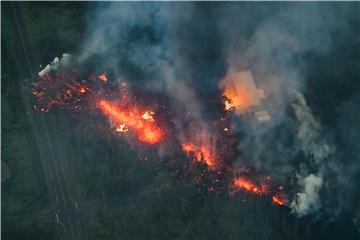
115,123 -> 128,133
79,87 -> 87,94
141,111 -> 155,122
181,142 -> 216,169
182,143 -> 194,152
233,177 -> 287,206
223,84 -> 251,110
224,99 -> 234,111
98,74 -> 108,82
97,100 -> 164,144
272,195 -> 285,206
233,177 -> 264,195
221,71 -> 257,111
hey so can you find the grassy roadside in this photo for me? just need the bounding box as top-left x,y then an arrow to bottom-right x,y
1,2 -> 50,214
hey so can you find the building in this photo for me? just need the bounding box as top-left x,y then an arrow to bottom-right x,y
220,70 -> 270,123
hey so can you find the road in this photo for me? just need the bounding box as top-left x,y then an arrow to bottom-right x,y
8,3 -> 203,239
9,3 -> 95,239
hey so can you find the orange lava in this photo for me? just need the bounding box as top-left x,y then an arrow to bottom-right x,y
79,87 -> 87,93
181,142 -> 216,169
233,177 -> 264,195
233,177 -> 286,206
141,111 -> 155,122
98,74 -> 108,82
272,195 -> 285,206
97,100 -> 164,144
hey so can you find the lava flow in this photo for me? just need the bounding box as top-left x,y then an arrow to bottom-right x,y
272,195 -> 286,206
32,64 -> 288,207
232,177 -> 286,206
233,177 -> 265,195
182,142 -> 216,169
97,99 -> 164,144
32,69 -> 90,112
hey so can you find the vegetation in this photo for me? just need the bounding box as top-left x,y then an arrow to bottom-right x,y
1,3 -> 43,214
2,2 -> 359,240
81,191 -> 298,240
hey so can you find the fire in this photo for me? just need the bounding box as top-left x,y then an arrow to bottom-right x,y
141,111 -> 155,122
116,123 -> 128,133
221,71 -> 265,112
224,99 -> 234,111
98,73 -> 107,82
223,86 -> 251,110
233,177 -> 264,195
272,195 -> 285,206
97,100 -> 164,144
181,142 -> 216,169
79,87 -> 87,93
232,177 -> 286,206
32,70 -> 91,112
32,65 -> 288,209
182,143 -> 194,153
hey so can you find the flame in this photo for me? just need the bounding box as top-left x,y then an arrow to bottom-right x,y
221,71 -> 255,111
233,177 -> 286,206
272,195 -> 285,206
181,142 -> 216,169
233,177 -> 264,195
79,87 -> 87,94
182,143 -> 194,153
32,67 -> 289,208
97,100 -> 163,144
141,111 -> 155,122
223,86 -> 251,110
224,99 -> 234,111
32,71 -> 90,112
116,123 -> 128,133
98,73 -> 107,82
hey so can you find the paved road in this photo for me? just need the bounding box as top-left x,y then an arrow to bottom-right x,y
9,3 -> 95,239
8,4 -> 205,239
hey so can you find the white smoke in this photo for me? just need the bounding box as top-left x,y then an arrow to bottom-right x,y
291,174 -> 323,216
290,91 -> 334,216
38,53 -> 71,77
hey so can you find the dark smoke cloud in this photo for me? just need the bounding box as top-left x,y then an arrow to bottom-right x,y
58,2 -> 360,220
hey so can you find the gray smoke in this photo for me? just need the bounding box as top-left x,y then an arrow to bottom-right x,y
70,2 -> 359,218
214,3 -> 358,217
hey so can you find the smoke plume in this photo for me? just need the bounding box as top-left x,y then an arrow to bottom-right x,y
39,2 -> 359,221
291,174 -> 323,216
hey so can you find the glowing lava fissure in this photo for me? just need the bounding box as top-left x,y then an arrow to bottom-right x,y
232,177 -> 286,206
97,99 -> 164,144
233,177 -> 265,195
272,195 -> 286,206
